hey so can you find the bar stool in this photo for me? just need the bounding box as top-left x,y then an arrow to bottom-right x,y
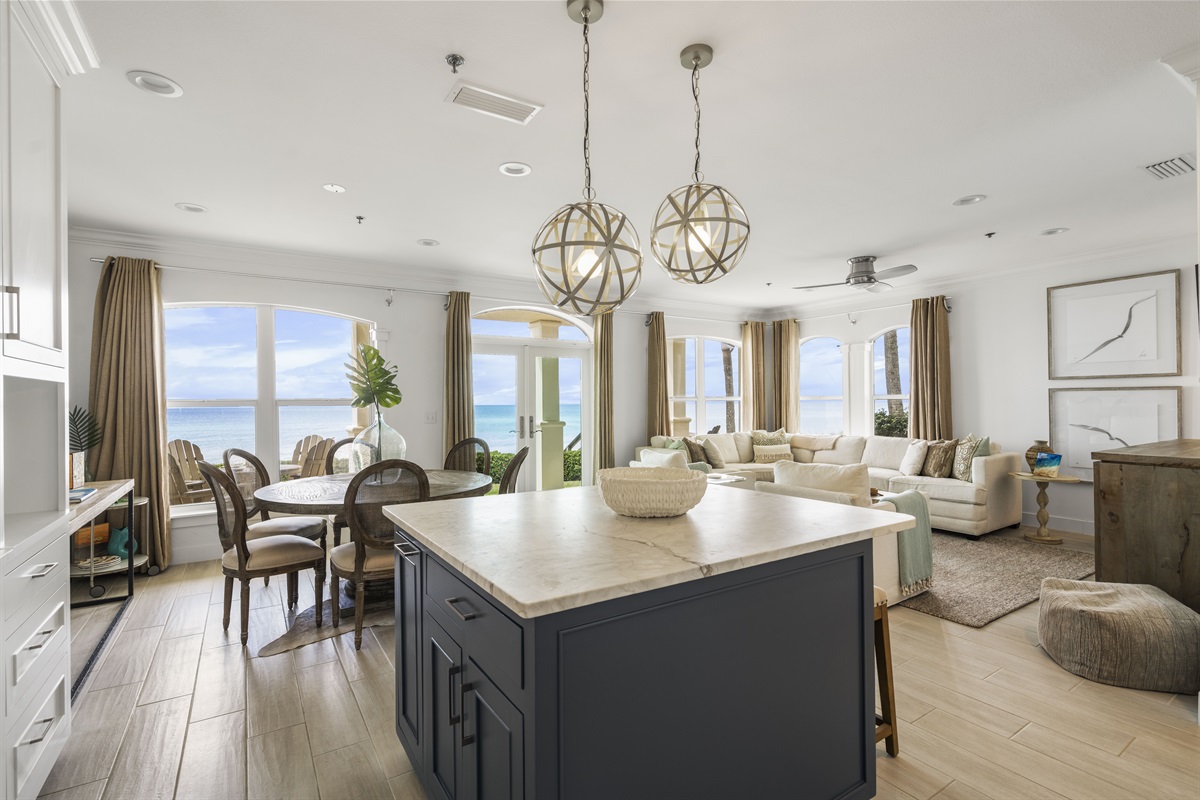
874,586 -> 899,756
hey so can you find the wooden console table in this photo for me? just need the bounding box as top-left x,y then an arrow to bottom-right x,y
1092,440 -> 1199,611
1009,471 -> 1081,545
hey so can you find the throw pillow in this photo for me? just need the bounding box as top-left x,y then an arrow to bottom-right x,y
701,437 -> 727,469
899,441 -> 928,476
639,450 -> 688,469
683,438 -> 709,466
753,444 -> 794,464
952,435 -> 980,482
663,437 -> 687,451
921,439 -> 958,478
972,436 -> 992,460
752,428 -> 788,447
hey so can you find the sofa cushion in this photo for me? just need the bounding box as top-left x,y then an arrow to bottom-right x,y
867,467 -> 902,493
683,438 -> 709,466
789,447 -> 815,463
953,435 -> 981,482
639,450 -> 688,469
757,483 -> 862,506
926,498 -> 988,522
753,444 -> 794,463
862,437 -> 913,470
720,462 -> 776,480
888,474 -> 987,505
899,441 -> 928,475
812,436 -> 867,465
921,439 -> 958,478
732,431 -> 754,463
698,433 -> 741,466
774,461 -> 870,506
701,438 -> 727,468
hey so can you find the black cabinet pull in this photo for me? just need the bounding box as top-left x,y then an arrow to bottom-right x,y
448,664 -> 462,725
460,682 -> 475,746
445,597 -> 477,621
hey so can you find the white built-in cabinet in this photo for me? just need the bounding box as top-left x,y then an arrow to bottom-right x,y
0,2 -> 96,797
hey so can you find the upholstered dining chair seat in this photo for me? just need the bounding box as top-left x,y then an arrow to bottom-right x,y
248,515 -> 327,540
329,542 -> 392,574
874,586 -> 888,607
221,535 -> 324,571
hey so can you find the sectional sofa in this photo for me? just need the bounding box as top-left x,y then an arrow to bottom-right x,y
634,432 -> 1022,537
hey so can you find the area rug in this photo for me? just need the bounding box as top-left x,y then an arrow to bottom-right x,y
257,598 -> 394,657
898,532 -> 1095,627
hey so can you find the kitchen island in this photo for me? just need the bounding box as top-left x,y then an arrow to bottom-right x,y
384,485 -> 915,800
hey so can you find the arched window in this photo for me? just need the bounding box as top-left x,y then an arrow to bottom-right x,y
871,327 -> 910,437
797,337 -> 844,435
667,337 -> 740,435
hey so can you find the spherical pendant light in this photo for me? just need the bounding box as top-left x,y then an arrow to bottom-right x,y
531,0 -> 642,316
651,44 -> 750,285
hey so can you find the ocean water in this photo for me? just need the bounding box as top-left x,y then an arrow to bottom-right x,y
475,404 -> 581,455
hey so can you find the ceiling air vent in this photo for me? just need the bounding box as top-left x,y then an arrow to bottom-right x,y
445,81 -> 543,125
1142,152 -> 1196,180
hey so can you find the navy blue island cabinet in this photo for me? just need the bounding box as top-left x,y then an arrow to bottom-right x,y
386,486 -> 901,800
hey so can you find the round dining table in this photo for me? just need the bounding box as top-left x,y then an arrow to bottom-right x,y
253,469 -> 494,515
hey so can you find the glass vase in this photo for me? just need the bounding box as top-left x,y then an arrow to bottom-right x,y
351,413 -> 407,472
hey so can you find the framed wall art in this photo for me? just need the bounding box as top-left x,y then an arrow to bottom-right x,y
1047,269 -> 1181,379
1049,386 -> 1182,481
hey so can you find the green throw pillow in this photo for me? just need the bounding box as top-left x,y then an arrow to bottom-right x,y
663,437 -> 687,451
972,436 -> 991,461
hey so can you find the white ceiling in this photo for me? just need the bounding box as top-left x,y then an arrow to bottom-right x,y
64,1 -> 1199,313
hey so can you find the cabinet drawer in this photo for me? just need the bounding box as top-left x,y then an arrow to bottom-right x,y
425,559 -> 523,694
3,537 -> 67,632
6,653 -> 69,800
4,586 -> 68,720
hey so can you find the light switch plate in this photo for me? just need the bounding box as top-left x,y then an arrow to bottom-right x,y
425,412 -> 438,424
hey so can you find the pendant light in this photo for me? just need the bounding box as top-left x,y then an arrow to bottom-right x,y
532,0 -> 642,316
650,44 -> 750,284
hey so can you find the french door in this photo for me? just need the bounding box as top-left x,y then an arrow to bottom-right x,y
472,342 -> 592,492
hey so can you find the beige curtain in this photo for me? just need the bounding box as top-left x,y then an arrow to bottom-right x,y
443,291 -> 475,470
88,257 -> 171,570
646,312 -> 670,441
772,318 -> 799,432
594,310 -> 615,470
741,320 -> 766,431
910,296 -> 953,440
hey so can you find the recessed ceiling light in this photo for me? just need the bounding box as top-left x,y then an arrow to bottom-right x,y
952,194 -> 987,206
1040,227 -> 1069,236
499,162 -> 532,177
416,238 -> 440,247
323,184 -> 346,193
175,202 -> 208,213
127,70 -> 184,98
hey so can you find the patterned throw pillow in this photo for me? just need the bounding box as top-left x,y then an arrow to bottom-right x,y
752,428 -> 788,447
952,435 -> 980,482
921,439 -> 958,478
753,444 -> 794,464
683,438 -> 709,465
701,438 -> 727,469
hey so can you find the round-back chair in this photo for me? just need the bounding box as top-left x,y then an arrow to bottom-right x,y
444,437 -> 491,476
499,447 -> 530,495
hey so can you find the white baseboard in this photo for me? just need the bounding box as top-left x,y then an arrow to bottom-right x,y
169,509 -> 222,564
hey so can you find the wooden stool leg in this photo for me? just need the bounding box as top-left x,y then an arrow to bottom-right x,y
875,603 -> 899,756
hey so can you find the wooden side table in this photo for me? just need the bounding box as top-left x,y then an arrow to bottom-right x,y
1009,471 -> 1081,545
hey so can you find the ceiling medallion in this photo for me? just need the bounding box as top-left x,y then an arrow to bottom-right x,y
650,43 -> 750,285
531,0 -> 642,316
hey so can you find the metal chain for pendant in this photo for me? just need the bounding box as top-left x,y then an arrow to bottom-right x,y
582,11 -> 595,201
691,58 -> 703,184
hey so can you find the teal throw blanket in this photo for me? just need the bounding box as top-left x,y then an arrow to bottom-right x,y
889,490 -> 933,595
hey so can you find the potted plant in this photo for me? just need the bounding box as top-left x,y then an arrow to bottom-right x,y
345,343 -> 405,468
68,405 -> 103,488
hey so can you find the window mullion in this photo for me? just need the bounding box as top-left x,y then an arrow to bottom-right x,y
256,306 -> 280,480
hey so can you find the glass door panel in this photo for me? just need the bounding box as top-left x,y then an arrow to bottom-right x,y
472,350 -> 522,493
534,353 -> 586,491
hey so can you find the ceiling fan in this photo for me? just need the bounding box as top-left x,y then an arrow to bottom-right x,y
793,256 -> 918,293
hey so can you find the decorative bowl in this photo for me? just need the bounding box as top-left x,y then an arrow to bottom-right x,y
597,467 -> 708,518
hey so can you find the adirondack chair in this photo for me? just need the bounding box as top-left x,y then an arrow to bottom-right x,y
298,437 -> 334,478
167,439 -> 212,504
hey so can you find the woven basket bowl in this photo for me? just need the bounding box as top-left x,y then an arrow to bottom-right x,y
597,467 -> 708,518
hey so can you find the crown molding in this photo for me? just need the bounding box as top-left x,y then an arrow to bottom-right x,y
1161,44 -> 1200,91
13,0 -> 100,81
68,226 -> 760,324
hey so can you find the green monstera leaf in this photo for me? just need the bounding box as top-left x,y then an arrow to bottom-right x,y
345,344 -> 403,411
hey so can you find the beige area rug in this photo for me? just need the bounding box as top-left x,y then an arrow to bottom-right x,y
898,532 -> 1095,628
258,598 -> 395,657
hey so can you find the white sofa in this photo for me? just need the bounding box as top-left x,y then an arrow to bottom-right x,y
635,432 -> 1022,537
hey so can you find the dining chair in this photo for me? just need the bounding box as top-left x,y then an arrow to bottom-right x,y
331,459 -> 430,649
444,436 -> 491,476
499,447 -> 530,494
324,438 -> 356,547
197,461 -> 326,645
220,446 -> 330,545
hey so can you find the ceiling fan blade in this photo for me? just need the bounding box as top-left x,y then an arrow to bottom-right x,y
865,281 -> 893,293
873,264 -> 917,281
791,281 -> 847,290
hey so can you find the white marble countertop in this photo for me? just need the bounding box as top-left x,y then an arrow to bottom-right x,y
383,485 -> 915,619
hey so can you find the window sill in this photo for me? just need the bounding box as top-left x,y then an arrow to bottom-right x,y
170,504 -> 215,526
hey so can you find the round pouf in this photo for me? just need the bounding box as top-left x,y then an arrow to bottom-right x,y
1038,578 -> 1200,694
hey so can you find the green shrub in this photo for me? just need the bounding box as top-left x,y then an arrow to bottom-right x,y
874,410 -> 909,437
481,449 -> 582,483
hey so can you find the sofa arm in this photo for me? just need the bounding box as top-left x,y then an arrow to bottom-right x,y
756,483 -> 864,506
971,452 -> 1022,486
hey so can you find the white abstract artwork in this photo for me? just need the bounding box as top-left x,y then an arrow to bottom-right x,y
1050,387 -> 1181,480
1065,290 -> 1157,364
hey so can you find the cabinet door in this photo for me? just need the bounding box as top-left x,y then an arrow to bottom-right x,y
423,612 -> 462,800
394,537 -> 422,758
2,6 -> 65,368
461,663 -> 524,800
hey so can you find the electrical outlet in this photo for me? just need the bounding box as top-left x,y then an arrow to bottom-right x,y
425,411 -> 438,425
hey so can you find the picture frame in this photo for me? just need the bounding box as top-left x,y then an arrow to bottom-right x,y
1049,386 -> 1182,481
1047,269 -> 1181,379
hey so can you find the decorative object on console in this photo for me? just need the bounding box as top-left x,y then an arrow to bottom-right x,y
1025,439 -> 1053,471
106,527 -> 136,558
68,405 -> 104,488
753,444 -> 793,463
1049,386 -> 1182,481
920,439 -> 958,478
346,343 -> 405,469
1047,269 -> 1181,379
1032,452 -> 1062,478
68,487 -> 97,504
650,43 -> 749,285
532,0 -> 642,316
597,466 -> 708,518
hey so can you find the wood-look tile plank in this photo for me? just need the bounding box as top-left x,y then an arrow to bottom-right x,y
203,599 -> 240,651
901,725 -> 1069,800
891,641 -> 1001,681
246,652 -> 303,738
247,723 -> 319,800
874,750 -> 953,800
119,583 -> 179,630
388,772 -> 426,800
296,659 -> 370,756
292,636 -> 339,671
335,629 -> 392,682
100,695 -> 190,800
87,626 -> 163,691
875,777 -> 922,800
929,780 -> 994,800
175,711 -> 247,800
977,617 -> 1041,646
37,779 -> 107,800
40,683 -> 140,795
191,642 -> 246,722
892,688 -> 936,724
891,671 -> 1028,738
351,669 -> 413,778
245,605 -> 289,655
373,625 -> 397,669
163,592 -> 211,639
1068,678 -> 1200,733
1120,735 -> 1200,788
313,740 -> 393,800
889,607 -> 975,637
138,633 -> 202,705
